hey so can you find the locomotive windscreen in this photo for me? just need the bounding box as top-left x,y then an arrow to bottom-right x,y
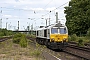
51,28 -> 58,34
60,28 -> 67,34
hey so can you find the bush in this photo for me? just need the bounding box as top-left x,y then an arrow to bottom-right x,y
0,28 -> 14,36
86,28 -> 90,38
68,36 -> 71,41
13,33 -> 28,48
13,33 -> 22,44
30,49 -> 40,57
30,34 -> 36,38
19,34 -> 27,48
70,34 -> 77,41
78,39 -> 84,47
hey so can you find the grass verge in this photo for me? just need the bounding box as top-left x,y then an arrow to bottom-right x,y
0,39 -> 45,60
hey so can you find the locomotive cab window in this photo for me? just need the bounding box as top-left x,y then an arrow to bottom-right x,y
51,28 -> 58,34
59,28 -> 67,34
44,29 -> 47,37
37,31 -> 38,36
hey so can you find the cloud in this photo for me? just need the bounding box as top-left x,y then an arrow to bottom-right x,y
2,14 -> 19,19
1,0 -> 71,30
1,0 -> 70,8
46,7 -> 56,11
2,14 -> 12,18
15,0 -> 19,2
30,8 -> 44,11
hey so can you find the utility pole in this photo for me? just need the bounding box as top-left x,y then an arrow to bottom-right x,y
49,16 -> 50,25
29,23 -> 30,30
6,22 -> 7,30
6,18 -> 8,30
13,26 -> 16,30
0,7 -> 2,28
56,12 -> 58,23
0,19 -> 2,28
18,21 -> 19,31
49,11 -> 51,25
46,19 -> 47,26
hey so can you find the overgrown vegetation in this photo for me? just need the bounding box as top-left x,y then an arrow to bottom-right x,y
68,28 -> 90,46
78,39 -> 84,47
86,28 -> 90,39
0,37 -> 44,60
68,33 -> 90,47
13,33 -> 22,44
13,33 -> 27,48
19,34 -> 27,47
30,34 -> 36,38
0,28 -> 14,37
70,34 -> 77,41
30,49 -> 40,57
27,34 -> 36,38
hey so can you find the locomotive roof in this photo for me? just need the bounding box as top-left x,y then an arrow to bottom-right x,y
47,22 -> 65,29
36,22 -> 66,30
36,26 -> 46,30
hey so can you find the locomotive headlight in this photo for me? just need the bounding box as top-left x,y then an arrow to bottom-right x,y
51,38 -> 55,42
63,38 -> 67,42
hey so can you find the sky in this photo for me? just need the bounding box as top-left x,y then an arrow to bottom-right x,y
0,0 -> 70,30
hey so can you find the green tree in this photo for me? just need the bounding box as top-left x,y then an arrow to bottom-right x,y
64,0 -> 90,36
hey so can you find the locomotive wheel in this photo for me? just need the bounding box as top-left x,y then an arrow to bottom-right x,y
45,40 -> 48,46
45,40 -> 51,48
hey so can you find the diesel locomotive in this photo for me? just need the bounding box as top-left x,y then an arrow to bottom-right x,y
36,22 -> 68,50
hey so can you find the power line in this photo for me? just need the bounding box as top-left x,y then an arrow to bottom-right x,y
0,7 -> 50,15
1,1 -> 69,20
54,2 -> 68,10
1,7 -> 33,11
42,2 -> 69,16
43,0 -> 53,8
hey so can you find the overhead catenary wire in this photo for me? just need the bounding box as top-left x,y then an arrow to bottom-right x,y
0,1 -> 68,16
43,0 -> 53,8
0,1 -> 69,21
0,7 -> 51,15
42,2 -> 69,16
1,7 -> 33,11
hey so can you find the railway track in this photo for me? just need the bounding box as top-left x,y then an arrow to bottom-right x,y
26,36 -> 36,42
68,44 -> 90,52
0,36 -> 12,42
68,41 -> 90,48
65,43 -> 90,60
27,36 -> 90,60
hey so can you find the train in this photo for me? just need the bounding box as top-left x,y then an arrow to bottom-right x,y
36,22 -> 68,50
